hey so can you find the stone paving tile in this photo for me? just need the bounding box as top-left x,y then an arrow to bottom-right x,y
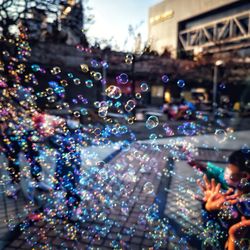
2,142 -> 226,249
3,143 -> 170,249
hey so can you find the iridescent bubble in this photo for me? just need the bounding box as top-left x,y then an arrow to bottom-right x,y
85,79 -> 93,88
107,101 -> 113,108
68,73 -> 74,78
80,108 -> 88,116
143,182 -> 154,194
73,111 -> 80,118
47,96 -> 56,103
51,66 -> 61,75
219,83 -> 226,89
94,101 -> 100,108
125,54 -> 133,64
114,101 -> 122,108
162,74 -> 169,83
149,133 -> 157,140
60,79 -> 68,87
94,72 -> 102,81
72,98 -> 78,104
125,58 -> 133,64
80,64 -> 89,73
146,116 -> 159,129
140,82 -> 149,92
116,73 -> 129,84
126,53 -> 134,60
73,78 -> 81,85
31,64 -> 40,72
46,87 -> 54,95
91,59 -> 99,68
177,79 -> 185,88
105,85 -> 122,99
98,107 -> 108,118
214,129 -> 227,143
102,61 -> 109,69
122,170 -> 137,182
135,93 -> 141,99
125,99 -> 136,112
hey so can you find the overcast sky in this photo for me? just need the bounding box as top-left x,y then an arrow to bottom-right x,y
87,0 -> 161,51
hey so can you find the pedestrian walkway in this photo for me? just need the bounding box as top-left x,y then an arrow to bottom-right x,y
1,130 -> 248,249
1,143 -> 170,249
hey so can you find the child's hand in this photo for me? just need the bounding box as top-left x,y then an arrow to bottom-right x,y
227,217 -> 250,250
196,175 -> 238,211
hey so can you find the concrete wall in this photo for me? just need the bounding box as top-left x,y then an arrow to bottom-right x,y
148,0 -> 238,57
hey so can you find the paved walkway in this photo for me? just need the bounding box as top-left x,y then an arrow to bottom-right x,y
0,130 -> 248,249
2,143 -> 171,249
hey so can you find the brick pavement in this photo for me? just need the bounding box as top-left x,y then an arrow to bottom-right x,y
0,142 -> 232,250
2,143 -> 171,249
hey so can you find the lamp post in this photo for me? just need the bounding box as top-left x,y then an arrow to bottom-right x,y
212,60 -> 224,115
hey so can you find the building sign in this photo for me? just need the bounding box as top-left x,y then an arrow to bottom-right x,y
150,10 -> 174,25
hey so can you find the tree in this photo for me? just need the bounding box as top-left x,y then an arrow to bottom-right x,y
0,0 -> 92,46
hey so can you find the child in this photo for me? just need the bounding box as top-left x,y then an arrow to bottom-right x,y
48,116 -> 83,220
193,150 -> 250,249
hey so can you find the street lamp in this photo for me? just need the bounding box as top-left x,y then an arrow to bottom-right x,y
212,60 -> 224,114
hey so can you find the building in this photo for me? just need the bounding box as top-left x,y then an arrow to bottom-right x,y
148,0 -> 250,59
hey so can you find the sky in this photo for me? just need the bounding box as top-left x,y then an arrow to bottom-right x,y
87,0 -> 161,52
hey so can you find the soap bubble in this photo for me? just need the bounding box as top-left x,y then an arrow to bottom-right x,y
140,82 -> 149,92
214,129 -> 227,143
85,79 -> 93,88
219,83 -> 226,89
143,182 -> 154,194
73,78 -> 81,85
93,72 -> 102,81
177,79 -> 185,88
31,64 -> 40,72
102,61 -> 109,69
80,64 -> 89,73
98,106 -> 108,118
105,85 -> 122,99
73,111 -> 80,118
146,116 -> 159,129
90,59 -> 99,68
125,54 -> 133,64
51,66 -> 61,75
162,74 -> 169,83
80,108 -> 88,116
60,79 -> 68,87
116,73 -> 129,84
135,93 -> 141,99
125,99 -> 136,112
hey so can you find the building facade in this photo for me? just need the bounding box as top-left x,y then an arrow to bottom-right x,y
148,0 -> 250,58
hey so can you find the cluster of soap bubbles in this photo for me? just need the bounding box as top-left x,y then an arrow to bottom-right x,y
1,24 -> 247,250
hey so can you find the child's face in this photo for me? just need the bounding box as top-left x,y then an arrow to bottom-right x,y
224,164 -> 248,188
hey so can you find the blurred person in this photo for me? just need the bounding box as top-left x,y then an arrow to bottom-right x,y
0,87 -> 51,198
47,115 -> 84,220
